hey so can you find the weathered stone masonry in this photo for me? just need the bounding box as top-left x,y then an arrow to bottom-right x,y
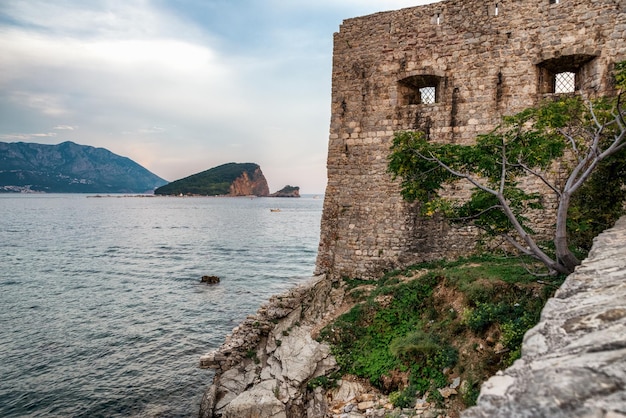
316,0 -> 626,280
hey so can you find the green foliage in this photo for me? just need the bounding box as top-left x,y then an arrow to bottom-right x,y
320,255 -> 563,411
388,120 -> 560,237
461,377 -> 481,406
154,162 -> 262,196
389,385 -> 418,408
389,76 -> 626,274
500,310 -> 537,351
307,372 -> 341,390
389,330 -> 440,360
616,61 -> 626,89
568,146 -> 626,251
320,274 -> 438,386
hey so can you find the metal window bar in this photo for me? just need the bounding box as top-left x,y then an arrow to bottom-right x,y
420,86 -> 436,104
554,72 -> 575,93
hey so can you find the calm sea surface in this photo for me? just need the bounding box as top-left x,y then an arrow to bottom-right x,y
0,194 -> 323,417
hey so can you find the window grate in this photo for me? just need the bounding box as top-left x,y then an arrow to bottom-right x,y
420,87 -> 436,104
554,72 -> 575,93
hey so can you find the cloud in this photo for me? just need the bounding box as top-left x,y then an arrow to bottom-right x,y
53,125 -> 77,131
0,132 -> 57,141
5,91 -> 70,117
0,0 -> 439,193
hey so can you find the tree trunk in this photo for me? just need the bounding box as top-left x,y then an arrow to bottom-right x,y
554,192 -> 580,274
498,193 -> 570,275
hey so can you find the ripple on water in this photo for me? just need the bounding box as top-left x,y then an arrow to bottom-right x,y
0,194 -> 322,417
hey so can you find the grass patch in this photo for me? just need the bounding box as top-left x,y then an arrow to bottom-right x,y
319,253 -> 565,411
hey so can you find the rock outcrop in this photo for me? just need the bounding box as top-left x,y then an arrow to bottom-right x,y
462,216 -> 626,418
199,275 -> 346,418
154,162 -> 269,196
270,185 -> 300,198
200,217 -> 626,418
228,168 -> 270,197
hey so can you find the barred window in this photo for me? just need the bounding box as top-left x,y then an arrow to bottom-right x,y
399,75 -> 442,105
554,72 -> 575,93
537,54 -> 596,95
419,87 -> 436,104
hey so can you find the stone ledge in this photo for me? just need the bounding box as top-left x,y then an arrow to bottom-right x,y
462,216 -> 626,418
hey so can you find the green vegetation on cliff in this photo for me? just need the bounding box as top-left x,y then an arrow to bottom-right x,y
319,254 -> 565,411
155,162 -> 262,196
270,185 -> 300,197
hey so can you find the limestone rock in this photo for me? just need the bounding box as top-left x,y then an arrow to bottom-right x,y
198,275 -> 345,418
462,217 -> 626,418
229,168 -> 269,197
221,380 -> 286,418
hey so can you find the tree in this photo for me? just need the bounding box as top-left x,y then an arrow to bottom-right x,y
388,62 -> 626,275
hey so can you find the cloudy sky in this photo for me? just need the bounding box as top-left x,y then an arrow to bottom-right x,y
0,0 -> 436,194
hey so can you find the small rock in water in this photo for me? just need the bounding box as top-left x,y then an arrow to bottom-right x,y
201,275 -> 220,284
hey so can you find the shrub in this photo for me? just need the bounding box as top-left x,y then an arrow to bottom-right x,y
390,330 -> 439,360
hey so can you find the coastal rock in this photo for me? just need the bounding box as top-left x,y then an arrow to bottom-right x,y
199,274 -> 346,418
270,185 -> 300,198
462,217 -> 626,418
201,275 -> 220,284
229,168 -> 269,197
222,379 -> 286,418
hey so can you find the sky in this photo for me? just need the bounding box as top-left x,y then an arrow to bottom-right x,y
0,0 -> 437,194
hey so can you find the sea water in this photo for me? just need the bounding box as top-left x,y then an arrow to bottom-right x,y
0,194 -> 323,417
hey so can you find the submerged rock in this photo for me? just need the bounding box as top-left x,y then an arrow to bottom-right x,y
201,275 -> 220,284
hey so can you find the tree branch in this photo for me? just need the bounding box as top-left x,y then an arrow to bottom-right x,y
499,137 -> 507,195
449,205 -> 503,223
500,233 -> 535,257
558,128 -> 582,162
514,159 -> 561,197
421,150 -> 499,196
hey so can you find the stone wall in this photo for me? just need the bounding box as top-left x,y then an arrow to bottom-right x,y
462,216 -> 626,418
316,0 -> 626,280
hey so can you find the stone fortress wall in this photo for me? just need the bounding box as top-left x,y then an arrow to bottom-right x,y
316,0 -> 626,280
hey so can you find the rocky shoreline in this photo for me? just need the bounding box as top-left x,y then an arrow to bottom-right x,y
198,274 -> 465,418
199,275 -> 345,417
199,217 -> 626,417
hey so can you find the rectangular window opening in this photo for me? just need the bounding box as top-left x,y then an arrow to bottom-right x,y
554,72 -> 575,93
420,87 -> 436,104
549,0 -> 559,4
495,3 -> 499,16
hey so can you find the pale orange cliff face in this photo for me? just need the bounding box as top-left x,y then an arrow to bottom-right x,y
228,167 -> 270,196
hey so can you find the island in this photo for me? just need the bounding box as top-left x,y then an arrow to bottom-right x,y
269,185 -> 300,197
154,162 -> 270,196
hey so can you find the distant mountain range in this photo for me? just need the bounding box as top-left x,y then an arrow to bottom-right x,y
0,141 -> 167,193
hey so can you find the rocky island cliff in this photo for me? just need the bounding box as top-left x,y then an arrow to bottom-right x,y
270,185 -> 300,198
154,163 -> 300,197
154,163 -> 270,196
